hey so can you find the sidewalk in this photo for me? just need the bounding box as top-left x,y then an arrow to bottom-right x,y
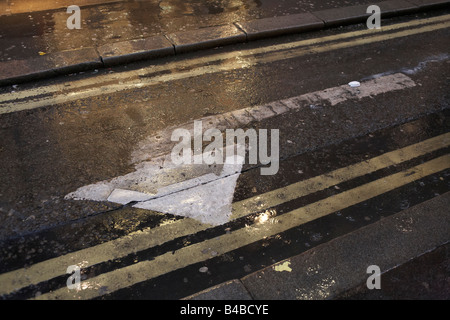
1,0 -> 449,85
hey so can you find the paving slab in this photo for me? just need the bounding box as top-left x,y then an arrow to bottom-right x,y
312,0 -> 419,26
408,0 -> 450,8
1,0 -> 449,85
337,243 -> 450,299
377,0 -> 421,15
166,24 -> 247,54
97,35 -> 175,66
0,47 -> 102,85
235,13 -> 324,41
240,192 -> 450,299
0,56 -> 56,85
49,47 -> 102,74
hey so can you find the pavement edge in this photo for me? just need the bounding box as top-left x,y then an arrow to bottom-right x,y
1,0 -> 449,86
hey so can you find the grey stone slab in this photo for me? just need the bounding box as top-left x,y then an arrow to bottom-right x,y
377,0 -> 420,16
98,35 -> 175,66
50,47 -> 102,74
267,101 -> 290,115
222,111 -> 241,128
235,13 -> 324,41
0,47 -> 101,85
183,279 -> 253,300
312,0 -> 419,27
407,0 -> 450,8
166,24 -> 246,54
0,56 -> 56,85
246,104 -> 276,121
241,192 -> 450,300
280,95 -> 314,110
312,5 -> 371,26
231,108 -> 256,126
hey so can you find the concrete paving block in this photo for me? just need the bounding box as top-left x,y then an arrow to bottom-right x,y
98,35 -> 175,66
246,104 -> 276,121
231,108 -> 256,126
312,1 -> 418,27
166,24 -> 247,54
201,114 -> 232,132
0,48 -> 100,84
49,47 -> 102,74
267,101 -> 290,115
280,95 -> 313,110
407,0 -> 450,8
241,193 -> 450,300
0,57 -> 56,85
377,0 -> 420,16
235,13 -> 324,41
312,4 -> 371,26
183,279 -> 253,300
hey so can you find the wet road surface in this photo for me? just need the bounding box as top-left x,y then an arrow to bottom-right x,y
0,10 -> 449,299
0,0 -> 397,61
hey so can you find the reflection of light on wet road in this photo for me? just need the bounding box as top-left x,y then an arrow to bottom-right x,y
80,280 -> 102,292
254,209 -> 277,225
2,14 -> 449,115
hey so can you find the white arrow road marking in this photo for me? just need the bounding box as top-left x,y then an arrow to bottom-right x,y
1,134 -> 448,298
133,164 -> 243,225
107,189 -> 155,204
129,72 -> 417,165
65,72 -> 417,225
66,145 -> 245,225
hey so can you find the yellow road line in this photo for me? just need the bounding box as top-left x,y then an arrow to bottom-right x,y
34,154 -> 450,299
2,13 -> 449,103
236,13 -> 450,61
232,132 -> 450,219
1,15 -> 449,114
1,132 -> 448,297
252,20 -> 450,65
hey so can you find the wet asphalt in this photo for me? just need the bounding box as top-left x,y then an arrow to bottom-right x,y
0,8 -> 449,300
1,0 -> 396,61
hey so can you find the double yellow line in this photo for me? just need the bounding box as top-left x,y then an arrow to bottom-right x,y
1,14 -> 449,299
0,14 -> 449,114
1,132 -> 448,299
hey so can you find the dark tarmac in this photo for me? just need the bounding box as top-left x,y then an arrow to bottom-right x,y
0,2 -> 449,301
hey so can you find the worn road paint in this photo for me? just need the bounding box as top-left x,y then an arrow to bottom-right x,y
1,133 -> 448,297
1,13 -> 447,104
65,73 -> 416,225
274,261 -> 292,272
133,153 -> 245,225
130,72 -> 417,164
231,132 -> 450,219
0,15 -> 447,114
33,155 -> 450,300
67,144 -> 245,225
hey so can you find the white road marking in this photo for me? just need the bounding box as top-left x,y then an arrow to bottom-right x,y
0,15 -> 447,115
65,72 -> 416,225
37,155 -> 450,299
1,132 -> 448,297
130,72 -> 416,164
67,145 -> 245,225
